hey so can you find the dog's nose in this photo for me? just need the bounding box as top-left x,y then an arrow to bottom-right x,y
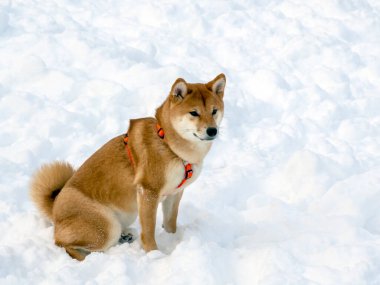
206,127 -> 218,137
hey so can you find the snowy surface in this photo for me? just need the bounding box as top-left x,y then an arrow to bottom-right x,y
1,0 -> 380,284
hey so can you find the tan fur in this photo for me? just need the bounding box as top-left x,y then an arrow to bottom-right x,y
29,74 -> 226,260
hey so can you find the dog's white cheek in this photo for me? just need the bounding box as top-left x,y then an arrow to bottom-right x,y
172,116 -> 199,141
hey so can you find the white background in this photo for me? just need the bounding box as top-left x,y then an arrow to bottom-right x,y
1,0 -> 380,284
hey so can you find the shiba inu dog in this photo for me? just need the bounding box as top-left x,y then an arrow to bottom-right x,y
30,74 -> 226,261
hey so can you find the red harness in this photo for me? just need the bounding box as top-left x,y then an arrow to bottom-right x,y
123,124 -> 193,189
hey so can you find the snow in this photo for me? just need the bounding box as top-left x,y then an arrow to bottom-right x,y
1,0 -> 380,284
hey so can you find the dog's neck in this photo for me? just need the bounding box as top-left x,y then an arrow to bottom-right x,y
155,100 -> 212,164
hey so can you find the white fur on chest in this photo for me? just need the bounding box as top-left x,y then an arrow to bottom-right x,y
160,159 -> 202,197
112,209 -> 137,231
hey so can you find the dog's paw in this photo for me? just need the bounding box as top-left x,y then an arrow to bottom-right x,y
162,223 -> 176,233
119,233 -> 134,244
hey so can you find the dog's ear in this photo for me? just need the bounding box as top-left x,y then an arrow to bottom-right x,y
171,78 -> 188,101
207,73 -> 226,97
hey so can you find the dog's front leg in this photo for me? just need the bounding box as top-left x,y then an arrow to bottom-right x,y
137,187 -> 159,251
162,191 -> 183,233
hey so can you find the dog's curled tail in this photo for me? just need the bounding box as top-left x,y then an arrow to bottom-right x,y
30,161 -> 75,220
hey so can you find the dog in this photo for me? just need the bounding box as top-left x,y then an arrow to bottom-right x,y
30,74 -> 226,261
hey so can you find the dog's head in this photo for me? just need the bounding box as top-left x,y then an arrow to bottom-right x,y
168,74 -> 226,142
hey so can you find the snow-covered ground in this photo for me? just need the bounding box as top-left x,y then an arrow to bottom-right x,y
1,0 -> 380,284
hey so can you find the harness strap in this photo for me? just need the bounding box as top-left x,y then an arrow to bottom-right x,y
123,123 -> 193,189
177,162 -> 193,188
123,134 -> 135,169
156,124 -> 165,139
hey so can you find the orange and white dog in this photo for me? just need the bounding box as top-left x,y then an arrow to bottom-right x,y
30,74 -> 226,260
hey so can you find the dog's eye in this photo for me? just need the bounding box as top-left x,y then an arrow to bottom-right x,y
189,111 -> 199,117
212,109 -> 218,115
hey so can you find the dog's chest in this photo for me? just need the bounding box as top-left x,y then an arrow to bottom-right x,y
160,160 -> 202,196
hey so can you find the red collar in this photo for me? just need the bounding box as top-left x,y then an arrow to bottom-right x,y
123,123 -> 193,189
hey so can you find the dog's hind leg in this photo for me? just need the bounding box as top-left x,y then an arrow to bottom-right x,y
64,246 -> 89,261
54,210 -> 122,261
53,188 -> 122,261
